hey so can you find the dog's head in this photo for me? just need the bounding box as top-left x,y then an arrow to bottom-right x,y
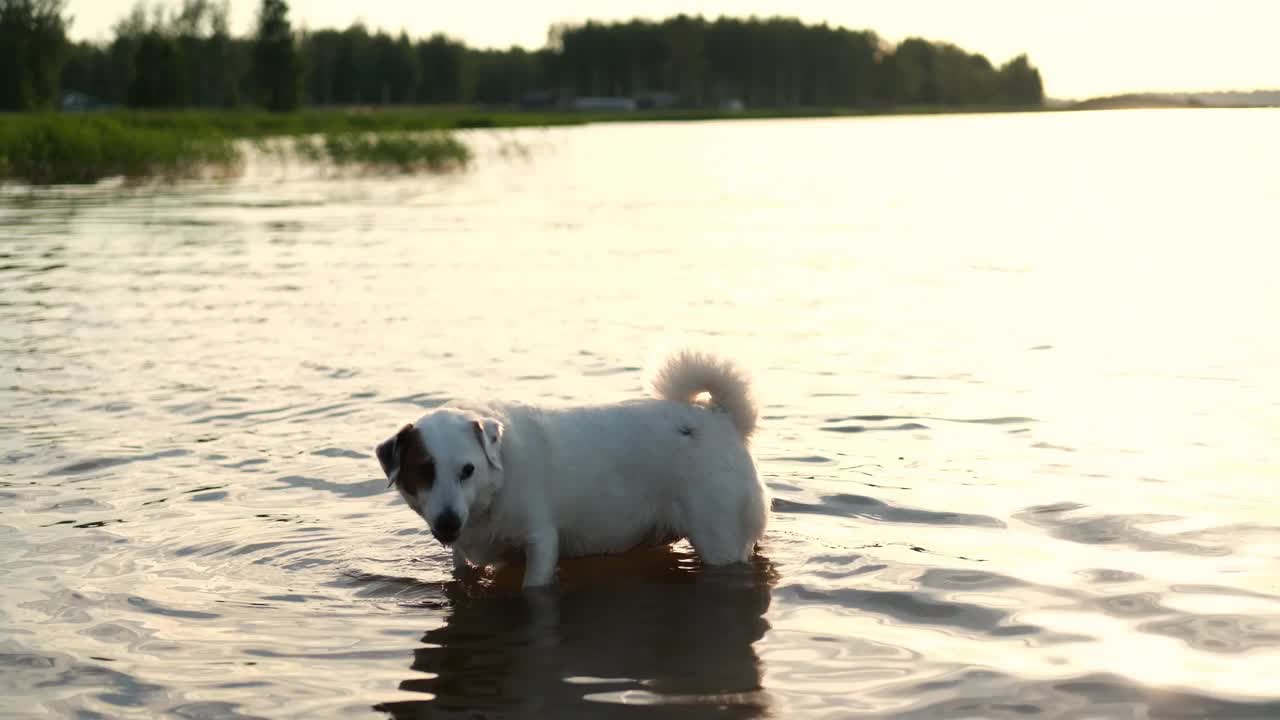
375,408 -> 504,545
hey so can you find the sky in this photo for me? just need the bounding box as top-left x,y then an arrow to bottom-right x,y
65,0 -> 1280,100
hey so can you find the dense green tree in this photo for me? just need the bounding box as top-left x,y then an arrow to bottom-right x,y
51,6 -> 1046,112
415,34 -> 465,103
60,41 -> 111,102
253,0 -> 301,111
304,24 -> 369,104
889,38 -> 938,104
374,31 -> 418,103
62,1 -> 242,108
465,47 -> 547,104
174,0 -> 240,107
548,17 -> 1042,109
0,0 -> 68,110
128,29 -> 183,106
998,54 -> 1044,105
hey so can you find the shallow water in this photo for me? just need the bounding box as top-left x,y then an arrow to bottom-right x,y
2,109 -> 1279,719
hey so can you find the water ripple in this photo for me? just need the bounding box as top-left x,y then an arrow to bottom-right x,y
4,114 -> 1279,718
773,495 -> 1005,528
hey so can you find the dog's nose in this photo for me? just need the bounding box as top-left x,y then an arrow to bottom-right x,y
432,511 -> 461,544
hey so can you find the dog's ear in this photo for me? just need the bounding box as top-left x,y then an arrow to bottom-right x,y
376,423 -> 415,486
471,418 -> 503,470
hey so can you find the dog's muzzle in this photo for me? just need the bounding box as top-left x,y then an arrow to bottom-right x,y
431,510 -> 462,545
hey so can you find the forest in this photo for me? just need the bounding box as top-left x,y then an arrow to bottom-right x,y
2,0 -> 1045,113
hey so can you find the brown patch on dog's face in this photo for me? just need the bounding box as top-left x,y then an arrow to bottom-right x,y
393,425 -> 436,498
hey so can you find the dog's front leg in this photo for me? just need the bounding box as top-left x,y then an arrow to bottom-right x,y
522,531 -> 559,588
451,545 -> 469,575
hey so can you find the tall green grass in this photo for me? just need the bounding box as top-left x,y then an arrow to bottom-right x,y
304,132 -> 471,172
2,103 -> 1047,185
77,108 -> 587,139
0,111 -> 487,184
0,113 -> 477,185
0,114 -> 240,185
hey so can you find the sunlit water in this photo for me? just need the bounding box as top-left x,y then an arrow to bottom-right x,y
3,109 -> 1279,718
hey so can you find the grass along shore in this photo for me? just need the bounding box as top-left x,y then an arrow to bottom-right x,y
0,112 -> 478,185
1,104 -> 1043,185
279,132 -> 470,173
0,114 -> 240,185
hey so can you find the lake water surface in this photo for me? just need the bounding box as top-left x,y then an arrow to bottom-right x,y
2,109 -> 1279,718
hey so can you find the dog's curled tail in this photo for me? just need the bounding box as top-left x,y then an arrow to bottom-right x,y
649,350 -> 757,438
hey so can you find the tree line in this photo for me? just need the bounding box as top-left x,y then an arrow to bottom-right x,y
2,0 -> 1044,112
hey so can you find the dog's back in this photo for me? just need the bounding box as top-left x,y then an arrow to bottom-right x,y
490,352 -> 766,562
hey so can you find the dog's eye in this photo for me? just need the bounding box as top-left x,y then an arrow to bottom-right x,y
460,463 -> 475,480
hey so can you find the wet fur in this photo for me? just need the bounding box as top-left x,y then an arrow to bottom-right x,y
376,351 -> 768,588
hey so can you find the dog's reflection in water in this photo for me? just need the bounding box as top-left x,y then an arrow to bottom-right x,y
378,545 -> 775,719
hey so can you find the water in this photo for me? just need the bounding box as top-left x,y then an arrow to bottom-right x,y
2,109 -> 1279,718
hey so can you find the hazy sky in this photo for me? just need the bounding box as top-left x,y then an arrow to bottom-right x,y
65,1 -> 1280,99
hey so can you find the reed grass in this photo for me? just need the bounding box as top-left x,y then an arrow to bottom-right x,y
2,103 -> 1044,184
0,114 -> 240,185
311,132 -> 471,172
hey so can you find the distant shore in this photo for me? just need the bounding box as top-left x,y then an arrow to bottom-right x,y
0,102 -> 1249,186
1064,91 -> 1279,111
1067,94 -> 1207,111
0,104 -> 1051,138
7,98 -> 1259,143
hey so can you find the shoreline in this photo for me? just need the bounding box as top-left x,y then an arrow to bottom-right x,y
2,104 -> 1052,139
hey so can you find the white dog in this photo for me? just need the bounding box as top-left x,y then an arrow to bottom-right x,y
375,351 -> 768,588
